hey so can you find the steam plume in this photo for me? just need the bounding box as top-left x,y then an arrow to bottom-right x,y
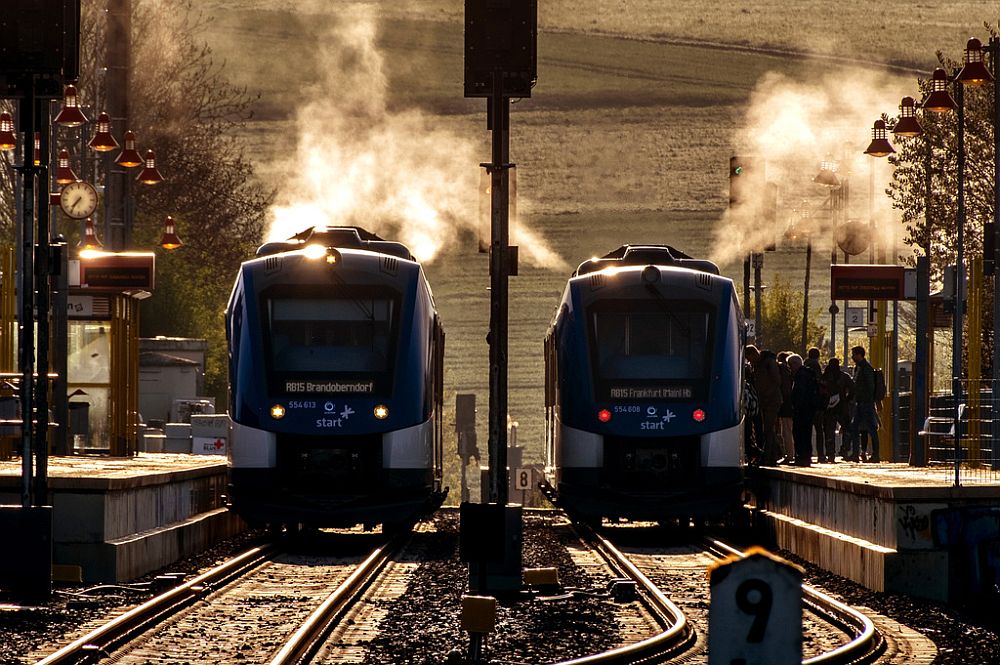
266,3 -> 565,269
711,68 -> 912,266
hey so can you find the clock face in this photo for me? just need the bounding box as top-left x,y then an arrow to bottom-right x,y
59,181 -> 98,219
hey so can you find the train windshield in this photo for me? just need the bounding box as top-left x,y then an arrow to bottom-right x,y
588,300 -> 713,399
263,286 -> 400,395
269,298 -> 394,372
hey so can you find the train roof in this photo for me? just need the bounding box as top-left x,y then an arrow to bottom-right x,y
573,244 -> 720,277
255,226 -> 414,261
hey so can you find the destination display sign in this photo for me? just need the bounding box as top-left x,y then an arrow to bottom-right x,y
830,264 -> 905,300
610,386 -> 693,400
285,380 -> 374,394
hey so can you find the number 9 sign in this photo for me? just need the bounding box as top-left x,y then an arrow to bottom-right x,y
707,548 -> 803,664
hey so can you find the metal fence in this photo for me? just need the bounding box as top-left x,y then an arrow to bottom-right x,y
918,380 -> 1000,486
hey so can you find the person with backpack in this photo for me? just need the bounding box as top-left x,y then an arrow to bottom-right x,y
788,353 -> 822,467
821,357 -> 855,462
804,347 -> 826,462
847,346 -> 881,462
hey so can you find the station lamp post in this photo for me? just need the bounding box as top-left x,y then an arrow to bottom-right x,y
891,95 -> 934,465
954,36 -> 1000,470
864,119 -> 894,460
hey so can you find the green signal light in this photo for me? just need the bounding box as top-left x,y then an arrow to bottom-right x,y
733,165 -> 743,175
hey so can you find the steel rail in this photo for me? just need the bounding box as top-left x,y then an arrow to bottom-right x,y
551,520 -> 695,665
266,529 -> 409,665
706,538 -> 886,665
35,543 -> 276,665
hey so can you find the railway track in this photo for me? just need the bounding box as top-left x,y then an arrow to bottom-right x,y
27,509 -> 930,665
562,517 -> 888,664
32,528 -> 409,665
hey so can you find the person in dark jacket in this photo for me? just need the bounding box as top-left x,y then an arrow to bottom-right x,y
848,346 -> 880,462
788,353 -> 821,467
745,345 -> 782,465
804,347 -> 825,460
821,357 -> 855,462
776,351 -> 795,464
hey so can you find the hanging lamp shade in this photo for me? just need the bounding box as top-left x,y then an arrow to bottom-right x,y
0,112 -> 15,152
114,130 -> 143,168
55,150 -> 79,185
136,149 -> 164,184
923,68 -> 957,113
864,119 -> 895,157
813,158 -> 840,187
78,218 -> 102,251
893,96 -> 923,138
159,215 -> 183,250
957,37 -> 993,86
88,112 -> 119,152
54,85 -> 89,127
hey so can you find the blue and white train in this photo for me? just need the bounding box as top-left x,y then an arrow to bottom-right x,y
544,244 -> 745,522
225,226 -> 446,529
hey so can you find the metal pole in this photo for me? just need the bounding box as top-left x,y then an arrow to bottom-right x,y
802,238 -> 811,351
17,91 -> 37,509
106,0 -> 130,250
892,300 -> 899,460
753,253 -> 762,348
34,100 -> 51,503
953,79 -> 966,487
913,256 -> 929,466
990,36 -> 1000,471
487,71 -> 510,506
743,254 -> 751,337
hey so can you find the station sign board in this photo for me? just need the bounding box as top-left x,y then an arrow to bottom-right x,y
830,264 -> 905,300
76,252 -> 155,291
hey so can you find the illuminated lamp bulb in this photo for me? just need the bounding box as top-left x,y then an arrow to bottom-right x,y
159,215 -> 182,250
270,404 -> 286,419
114,130 -> 143,168
892,96 -> 923,138
373,404 -> 390,420
863,119 -> 895,158
55,150 -> 79,185
692,408 -> 706,422
0,112 -> 15,152
88,112 -> 119,152
923,68 -> 957,113
597,409 -> 612,423
136,149 -> 163,184
54,84 -> 89,127
33,132 -> 41,166
78,218 -> 102,251
957,37 -> 993,86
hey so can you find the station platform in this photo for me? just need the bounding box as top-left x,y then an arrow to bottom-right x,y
750,461 -> 1000,603
0,453 -> 243,583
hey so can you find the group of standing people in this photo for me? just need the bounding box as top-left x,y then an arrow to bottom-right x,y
743,344 -> 882,467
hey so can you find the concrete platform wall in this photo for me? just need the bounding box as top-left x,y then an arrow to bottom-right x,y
1,458 -> 243,583
751,468 -> 999,603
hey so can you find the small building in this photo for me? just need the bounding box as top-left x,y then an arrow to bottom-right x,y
139,337 -> 210,426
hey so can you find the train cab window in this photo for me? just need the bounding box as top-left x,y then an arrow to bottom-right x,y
588,300 -> 713,399
268,297 -> 395,373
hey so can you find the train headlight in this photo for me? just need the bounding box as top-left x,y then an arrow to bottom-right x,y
326,247 -> 342,265
597,409 -> 612,423
374,404 -> 389,420
692,408 -> 706,422
302,244 -> 326,259
270,404 -> 286,419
